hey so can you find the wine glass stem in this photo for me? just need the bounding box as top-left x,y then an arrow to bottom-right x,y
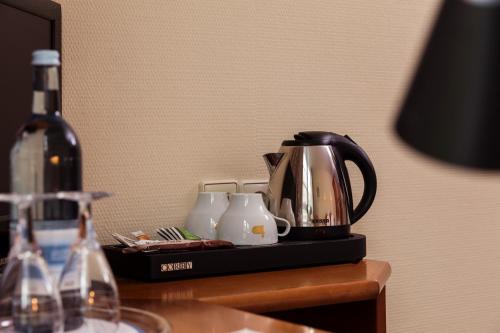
78,200 -> 95,242
17,203 -> 38,252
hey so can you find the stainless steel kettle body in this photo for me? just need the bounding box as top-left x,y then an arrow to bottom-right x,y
264,131 -> 377,240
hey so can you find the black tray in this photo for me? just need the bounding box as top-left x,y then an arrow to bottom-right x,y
103,233 -> 366,281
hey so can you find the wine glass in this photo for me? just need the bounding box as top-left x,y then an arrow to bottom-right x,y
54,192 -> 120,332
0,194 -> 63,333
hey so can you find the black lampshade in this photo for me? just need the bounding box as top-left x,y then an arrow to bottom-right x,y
396,0 -> 500,169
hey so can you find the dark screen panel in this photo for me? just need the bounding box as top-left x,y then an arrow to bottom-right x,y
0,2 -> 55,260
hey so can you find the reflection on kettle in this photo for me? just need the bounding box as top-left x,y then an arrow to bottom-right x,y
279,198 -> 297,227
263,131 -> 377,240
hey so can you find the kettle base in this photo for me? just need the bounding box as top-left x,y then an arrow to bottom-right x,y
278,225 -> 351,241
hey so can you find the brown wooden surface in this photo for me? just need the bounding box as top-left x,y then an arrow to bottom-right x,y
118,259 -> 391,313
123,299 -> 330,333
376,287 -> 386,333
265,287 -> 386,333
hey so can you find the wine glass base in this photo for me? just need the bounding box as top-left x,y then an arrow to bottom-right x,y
64,307 -> 170,333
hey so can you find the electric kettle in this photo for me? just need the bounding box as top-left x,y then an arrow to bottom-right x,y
263,131 -> 377,240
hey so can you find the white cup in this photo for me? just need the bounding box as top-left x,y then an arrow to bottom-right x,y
217,193 -> 291,245
185,192 -> 229,240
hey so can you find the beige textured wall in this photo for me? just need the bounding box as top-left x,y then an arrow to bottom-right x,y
55,1 -> 500,332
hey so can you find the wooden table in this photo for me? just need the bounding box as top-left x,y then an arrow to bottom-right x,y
119,260 -> 391,333
124,299 -> 328,333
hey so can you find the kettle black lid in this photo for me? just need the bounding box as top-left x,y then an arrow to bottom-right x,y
282,131 -> 342,146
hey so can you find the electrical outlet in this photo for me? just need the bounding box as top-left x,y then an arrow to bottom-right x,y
199,180 -> 238,193
238,179 -> 269,194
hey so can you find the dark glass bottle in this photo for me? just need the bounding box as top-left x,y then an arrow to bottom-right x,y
10,50 -> 82,279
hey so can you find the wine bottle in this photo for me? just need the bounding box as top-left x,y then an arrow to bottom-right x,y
10,50 -> 82,279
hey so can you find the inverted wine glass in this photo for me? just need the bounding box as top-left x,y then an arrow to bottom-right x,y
53,192 -> 120,333
0,193 -> 63,333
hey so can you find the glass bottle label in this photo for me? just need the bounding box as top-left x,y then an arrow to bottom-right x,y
34,223 -> 79,280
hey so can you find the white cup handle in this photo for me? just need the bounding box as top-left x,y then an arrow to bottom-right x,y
273,215 -> 291,237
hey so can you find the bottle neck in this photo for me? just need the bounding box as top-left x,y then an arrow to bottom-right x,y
32,66 -> 61,116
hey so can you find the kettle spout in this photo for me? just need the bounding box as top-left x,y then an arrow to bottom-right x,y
263,153 -> 284,174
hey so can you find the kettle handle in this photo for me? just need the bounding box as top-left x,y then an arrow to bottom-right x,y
331,135 -> 377,224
